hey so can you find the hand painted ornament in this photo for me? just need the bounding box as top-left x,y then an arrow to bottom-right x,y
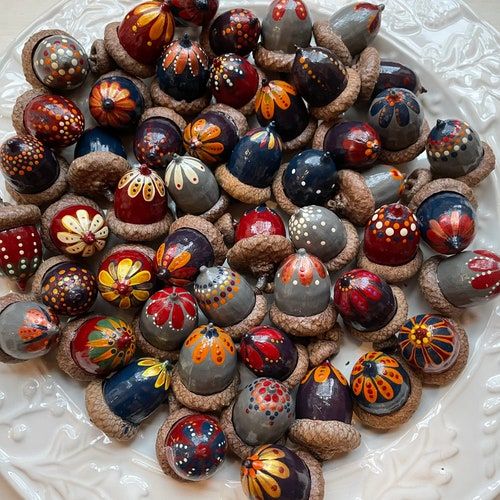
288,205 -> 359,272
289,361 -> 361,460
254,0 -> 312,73
157,411 -> 227,481
350,351 -> 422,429
216,124 -> 282,205
172,323 -> 239,412
107,165 -> 173,242
183,104 -> 248,167
426,119 -> 496,187
372,60 -> 426,98
0,203 -> 42,290
85,357 -> 173,440
57,314 -> 136,381
358,203 -> 423,283
333,268 -> 408,343
41,195 -> 109,258
32,256 -> 98,317
0,294 -> 59,364
97,244 -> 156,310
168,0 -> 219,27
22,30 -> 89,91
419,249 -> 500,317
74,127 -> 127,159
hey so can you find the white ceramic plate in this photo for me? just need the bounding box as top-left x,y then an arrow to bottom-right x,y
0,0 -> 499,498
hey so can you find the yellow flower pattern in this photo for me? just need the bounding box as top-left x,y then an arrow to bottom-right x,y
138,358 -> 172,390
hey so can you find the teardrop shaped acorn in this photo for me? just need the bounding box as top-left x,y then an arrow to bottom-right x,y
373,60 -> 424,98
169,0 -> 219,27
74,127 -> 127,159
283,149 -> 339,206
291,46 -> 348,108
361,164 -> 405,208
157,34 -> 210,102
227,124 -> 283,188
235,204 -> 286,242
261,0 -> 312,54
255,80 -> 309,142
117,1 -> 175,65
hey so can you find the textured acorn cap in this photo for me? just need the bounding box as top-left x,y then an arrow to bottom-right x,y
132,316 -> 180,362
272,163 -> 301,216
312,20 -> 353,66
224,294 -> 268,340
295,449 -> 325,500
324,219 -> 359,272
139,106 -> 187,131
455,141 -> 496,187
281,343 -> 309,389
379,120 -> 430,165
307,324 -> 343,367
281,117 -> 318,153
237,68 -> 265,117
219,401 -> 254,459
12,88 -> 49,136
204,103 -> 249,137
189,192 -> 231,225
312,119 -> 339,150
31,254 -> 71,299
89,38 -> 117,75
253,44 -> 295,73
103,22 -> 155,78
106,209 -> 173,242
198,23 -> 217,60
101,69 -> 152,108
400,168 -> 433,205
356,47 -> 381,102
85,379 -> 139,440
0,203 -> 41,231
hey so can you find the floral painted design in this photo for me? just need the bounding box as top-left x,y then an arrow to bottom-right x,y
240,328 -> 284,371
18,307 -> 59,353
138,357 -> 173,390
272,0 -> 308,21
130,2 -> 174,42
370,89 -> 420,128
165,156 -> 206,190
255,80 -> 297,120
279,252 -> 327,286
117,167 -> 165,201
425,211 -> 475,254
145,287 -> 197,330
355,2 -> 382,32
184,325 -> 235,366
301,361 -> 348,386
161,36 -> 208,77
89,80 -> 136,128
183,118 -> 224,165
248,128 -> 281,151
468,250 -> 500,295
170,0 -> 218,26
155,242 -> 198,286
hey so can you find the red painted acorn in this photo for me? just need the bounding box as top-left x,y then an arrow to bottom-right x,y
235,204 -> 286,242
169,0 -> 219,27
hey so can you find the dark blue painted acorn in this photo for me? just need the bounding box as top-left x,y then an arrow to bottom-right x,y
74,127 -> 127,160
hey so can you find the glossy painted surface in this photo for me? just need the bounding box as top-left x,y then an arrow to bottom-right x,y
165,414 -> 227,481
255,80 -> 309,142
426,119 -> 484,178
282,149 -> 338,207
134,117 -> 183,170
292,46 -> 348,108
74,127 -> 127,159
89,75 -> 144,129
234,205 -> 286,242
178,324 -> 237,395
373,60 -> 422,98
416,191 -> 476,255
0,301 -> 59,360
114,166 -> 167,224
437,250 -> 500,308
361,165 -> 405,208
350,351 -> 411,416
169,0 -> 219,27
103,358 -> 172,425
155,228 -> 214,286
23,95 -> 84,148
261,0 -> 312,53
334,269 -> 397,332
157,34 -> 210,102
398,314 -> 461,374
232,378 -> 294,446
241,444 -> 311,500
208,54 -> 259,108
209,9 -> 261,56
323,121 -> 381,170
274,248 -> 331,317
49,204 -> 109,258
70,316 -> 135,376
296,361 -> 353,422
183,110 -> 239,166
40,262 -> 97,317
368,88 -> 423,151
364,203 -> 420,266
239,326 -> 298,380
139,286 -> 198,351
117,1 -> 174,65
194,266 -> 255,327
164,155 -> 219,214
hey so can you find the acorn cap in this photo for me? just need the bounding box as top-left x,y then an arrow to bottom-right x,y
357,47 -> 381,102
139,107 -> 187,131
307,324 -> 343,366
0,203 -> 41,230
203,103 -> 249,137
12,88 -> 50,137
253,43 -> 295,73
312,21 -> 352,66
89,38 -> 117,76
379,120 -> 430,165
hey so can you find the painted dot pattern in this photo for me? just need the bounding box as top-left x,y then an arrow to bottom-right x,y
194,267 -> 241,311
245,378 -> 293,422
426,120 -> 478,161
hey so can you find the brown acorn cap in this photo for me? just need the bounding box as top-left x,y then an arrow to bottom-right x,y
408,177 -> 478,213
295,449 -> 325,500
106,208 -> 173,242
270,302 -> 337,338
312,120 -> 337,150
150,78 -> 212,117
171,368 -> 239,413
190,192 -> 231,224
310,68 -> 361,122
132,316 -> 180,362
98,243 -> 156,264
289,418 -> 361,461
101,69 -> 152,108
379,120 -> 430,164
455,141 -> 496,187
356,47 -> 381,102
198,23 -> 217,60
21,29 -> 71,89
103,22 -> 155,78
418,255 -> 463,318
41,194 -> 103,254
253,44 -> 295,73
169,215 -> 227,266
353,358 -> 423,430
281,117 -> 318,153
89,38 -> 117,76
281,343 -> 309,389
224,294 -> 268,340
67,151 -> 130,199
347,286 -> 408,343
400,168 -> 433,205
307,324 -> 343,366
85,379 -> 139,440
0,203 -> 41,231
237,68 -> 265,117
204,103 -> 249,137
312,20 -> 353,66
31,254 -> 71,299
213,210 -> 234,246
326,169 -> 375,226
12,88 -> 49,136
357,247 -> 424,284
219,401 -> 254,459
139,106 -> 187,132
324,219 -> 359,272
272,163 -> 301,216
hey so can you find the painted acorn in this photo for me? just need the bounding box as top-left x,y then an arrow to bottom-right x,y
235,205 -> 286,242
74,127 -> 127,159
372,60 -> 426,98
85,357 -> 173,440
169,0 -> 219,27
361,165 -> 405,207
0,294 -> 59,363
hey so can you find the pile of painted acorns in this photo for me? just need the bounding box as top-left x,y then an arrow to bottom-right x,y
0,0 -> 498,497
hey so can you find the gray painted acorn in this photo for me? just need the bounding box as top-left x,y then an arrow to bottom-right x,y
362,164 -> 405,207
289,205 -> 347,261
274,248 -> 331,317
194,266 -> 255,327
177,323 -> 237,395
165,155 -> 220,215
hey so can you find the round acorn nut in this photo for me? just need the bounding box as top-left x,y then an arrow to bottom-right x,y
132,316 -> 180,363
